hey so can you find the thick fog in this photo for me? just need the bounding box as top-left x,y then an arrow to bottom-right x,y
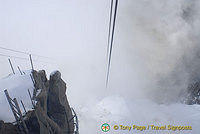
114,0 -> 200,103
1,0 -> 200,133
1,0 -> 200,106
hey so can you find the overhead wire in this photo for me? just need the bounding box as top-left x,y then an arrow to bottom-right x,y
107,0 -> 114,57
106,0 -> 119,87
0,45 -> 55,64
0,53 -> 28,60
0,46 -> 52,59
0,46 -> 28,55
0,53 -> 55,64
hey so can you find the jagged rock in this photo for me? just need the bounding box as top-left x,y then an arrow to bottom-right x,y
25,111 -> 40,134
47,71 -> 74,134
0,70 -> 75,134
25,70 -> 74,134
182,81 -> 200,105
0,120 -> 18,134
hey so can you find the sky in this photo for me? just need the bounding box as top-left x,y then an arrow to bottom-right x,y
1,0 -> 200,106
0,0 -> 200,105
0,0 -> 153,106
0,0 -> 110,105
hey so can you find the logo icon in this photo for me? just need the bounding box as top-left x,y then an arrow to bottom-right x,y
101,123 -> 110,132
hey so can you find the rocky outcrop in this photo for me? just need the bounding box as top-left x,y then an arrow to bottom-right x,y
183,81 -> 200,105
27,70 -> 75,134
0,70 -> 75,134
0,120 -> 19,134
47,71 -> 74,133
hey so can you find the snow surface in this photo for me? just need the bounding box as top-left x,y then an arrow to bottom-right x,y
1,73 -> 200,133
50,70 -> 58,76
0,70 -> 34,122
78,95 -> 200,134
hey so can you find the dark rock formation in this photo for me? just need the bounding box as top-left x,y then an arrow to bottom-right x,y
28,70 -> 75,134
0,70 -> 75,134
0,120 -> 19,134
183,81 -> 200,105
47,71 -> 74,133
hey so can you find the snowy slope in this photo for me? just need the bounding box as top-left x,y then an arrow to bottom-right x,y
78,95 -> 200,134
1,72 -> 200,134
0,71 -> 34,122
